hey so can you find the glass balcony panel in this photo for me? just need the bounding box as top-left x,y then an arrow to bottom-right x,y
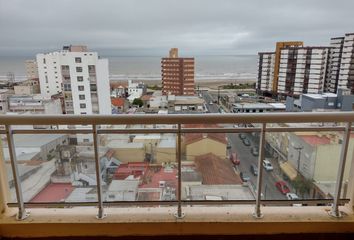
264,122 -> 346,205
8,131 -> 98,204
100,130 -> 177,202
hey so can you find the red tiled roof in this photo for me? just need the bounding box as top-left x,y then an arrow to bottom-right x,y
300,135 -> 331,146
111,98 -> 125,107
184,124 -> 227,145
194,153 -> 242,185
140,166 -> 177,189
141,95 -> 152,101
114,162 -> 148,180
30,183 -> 74,202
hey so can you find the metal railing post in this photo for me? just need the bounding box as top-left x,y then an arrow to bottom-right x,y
253,123 -> 266,219
174,124 -> 185,219
5,125 -> 29,220
92,124 -> 106,219
330,122 -> 351,218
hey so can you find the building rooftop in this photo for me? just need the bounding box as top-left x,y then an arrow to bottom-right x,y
194,153 -> 242,185
108,180 -> 139,192
111,98 -> 125,107
188,184 -> 254,200
3,134 -> 66,148
30,183 -> 74,202
158,138 -> 176,148
140,166 -> 177,189
184,124 -> 227,145
300,135 -> 331,146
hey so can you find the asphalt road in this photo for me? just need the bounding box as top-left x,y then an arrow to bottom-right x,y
201,90 -> 287,200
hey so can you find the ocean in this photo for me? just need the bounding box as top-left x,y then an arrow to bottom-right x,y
0,55 -> 257,82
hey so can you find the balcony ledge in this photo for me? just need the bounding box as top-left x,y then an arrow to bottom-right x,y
1,205 -> 354,238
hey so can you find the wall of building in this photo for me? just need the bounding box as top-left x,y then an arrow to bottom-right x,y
112,147 -> 145,163
185,138 -> 226,161
314,139 -> 354,182
156,147 -> 175,163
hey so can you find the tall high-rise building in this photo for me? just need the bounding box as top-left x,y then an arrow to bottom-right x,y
161,48 -> 195,96
325,37 -> 345,93
25,60 -> 39,80
338,33 -> 354,93
36,45 -> 111,115
257,52 -> 275,93
277,46 -> 330,96
272,41 -> 304,93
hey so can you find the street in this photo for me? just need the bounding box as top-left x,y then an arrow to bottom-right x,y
201,90 -> 287,200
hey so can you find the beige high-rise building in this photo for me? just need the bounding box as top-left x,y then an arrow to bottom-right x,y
161,48 -> 195,96
25,60 -> 39,80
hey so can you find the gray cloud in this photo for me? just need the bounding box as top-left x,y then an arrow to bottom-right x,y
1,0 -> 354,56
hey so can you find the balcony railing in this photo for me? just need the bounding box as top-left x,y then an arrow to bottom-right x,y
0,112 -> 352,221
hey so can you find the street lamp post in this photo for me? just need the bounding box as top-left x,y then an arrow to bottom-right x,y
294,145 -> 303,175
218,86 -> 221,105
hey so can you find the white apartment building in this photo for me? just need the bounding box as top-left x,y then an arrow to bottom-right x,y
325,37 -> 345,93
36,45 -> 111,115
257,52 -> 275,93
127,80 -> 146,102
338,33 -> 354,93
278,47 -> 330,96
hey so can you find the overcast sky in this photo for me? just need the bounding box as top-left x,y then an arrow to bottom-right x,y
1,0 -> 354,57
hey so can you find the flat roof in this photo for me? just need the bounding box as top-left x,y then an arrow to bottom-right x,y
4,134 -> 67,148
108,180 -> 139,192
189,185 -> 254,200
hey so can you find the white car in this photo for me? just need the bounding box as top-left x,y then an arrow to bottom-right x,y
286,193 -> 299,200
262,159 -> 273,171
209,101 -> 213,105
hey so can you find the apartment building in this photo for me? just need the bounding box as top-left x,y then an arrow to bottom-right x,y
325,37 -> 345,93
161,48 -> 195,96
25,59 -> 39,80
36,45 -> 111,115
257,52 -> 275,93
277,47 -> 330,96
338,33 -> 354,93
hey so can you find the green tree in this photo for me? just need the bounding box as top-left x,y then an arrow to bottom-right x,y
133,98 -> 143,107
292,176 -> 312,198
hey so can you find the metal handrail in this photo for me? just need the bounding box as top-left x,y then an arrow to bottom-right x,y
0,112 -> 354,125
1,112 -> 352,220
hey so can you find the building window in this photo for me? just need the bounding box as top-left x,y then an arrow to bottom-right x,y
77,76 -> 83,82
81,112 -> 87,115
76,67 -> 83,72
78,86 -> 84,91
90,84 -> 97,92
43,58 -> 46,64
64,83 -> 71,91
79,94 -> 85,100
83,138 -> 90,142
80,103 -> 86,109
75,57 -> 82,63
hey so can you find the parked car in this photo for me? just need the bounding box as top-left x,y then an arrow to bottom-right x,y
242,138 -> 251,146
227,142 -> 231,149
286,193 -> 299,200
250,163 -> 258,176
262,159 -> 273,171
239,133 -> 246,140
240,171 -> 250,182
275,181 -> 291,195
230,152 -> 240,165
250,147 -> 259,156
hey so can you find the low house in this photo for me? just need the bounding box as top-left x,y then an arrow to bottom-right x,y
184,124 -> 227,161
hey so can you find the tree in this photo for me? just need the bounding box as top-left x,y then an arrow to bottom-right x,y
132,98 -> 143,107
292,176 -> 312,198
